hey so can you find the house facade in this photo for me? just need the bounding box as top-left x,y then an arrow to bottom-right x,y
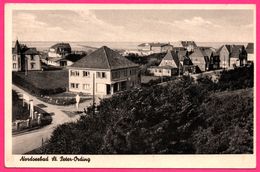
148,51 -> 180,76
246,43 -> 254,62
217,45 -> 247,69
68,46 -> 140,96
24,48 -> 41,70
12,40 -> 41,71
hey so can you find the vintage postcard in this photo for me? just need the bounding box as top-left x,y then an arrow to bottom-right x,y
4,3 -> 256,168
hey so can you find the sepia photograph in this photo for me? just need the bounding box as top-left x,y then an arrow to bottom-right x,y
4,3 -> 256,168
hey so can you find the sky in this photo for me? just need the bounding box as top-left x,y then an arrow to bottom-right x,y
12,9 -> 254,42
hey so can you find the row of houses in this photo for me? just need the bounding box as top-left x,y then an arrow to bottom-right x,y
137,41 -> 198,55
11,40 -> 254,97
12,40 -> 87,72
148,43 -> 254,77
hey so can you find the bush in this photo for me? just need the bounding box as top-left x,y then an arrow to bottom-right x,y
34,66 -> 253,154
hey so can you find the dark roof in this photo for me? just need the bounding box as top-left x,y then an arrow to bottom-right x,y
50,43 -> 71,49
181,41 -> 197,47
246,43 -> 254,54
216,44 -> 246,58
190,48 -> 209,62
204,49 -> 213,57
24,48 -> 38,55
172,47 -> 186,51
190,48 -> 207,58
138,43 -> 150,47
138,42 -> 170,47
150,65 -> 175,69
13,40 -> 21,54
230,45 -> 245,58
12,40 -> 30,54
178,50 -> 188,61
161,51 -> 181,68
58,54 -> 84,62
70,46 -> 139,70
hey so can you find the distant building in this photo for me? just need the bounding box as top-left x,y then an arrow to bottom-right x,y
12,40 -> 41,71
161,44 -> 174,53
181,41 -> 197,52
138,42 -> 173,54
68,46 -> 140,96
246,43 -> 254,62
137,43 -> 151,51
217,45 -> 247,69
48,42 -> 71,58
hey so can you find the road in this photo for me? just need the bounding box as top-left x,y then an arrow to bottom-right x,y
12,85 -> 92,154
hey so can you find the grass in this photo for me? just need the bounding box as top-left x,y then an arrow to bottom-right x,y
13,70 -> 68,90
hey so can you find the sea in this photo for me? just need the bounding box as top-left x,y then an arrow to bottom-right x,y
12,41 -> 250,52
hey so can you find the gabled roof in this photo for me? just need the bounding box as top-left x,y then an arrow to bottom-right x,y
12,40 -> 29,54
230,45 -> 245,58
70,46 -> 139,70
178,50 -> 188,61
246,43 -> 254,54
216,44 -> 246,58
24,48 -> 38,55
204,49 -> 213,57
13,40 -> 21,54
160,51 -> 181,68
190,48 -> 209,62
190,48 -> 207,58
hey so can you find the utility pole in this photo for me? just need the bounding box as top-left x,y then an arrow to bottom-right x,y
25,56 -> 28,76
92,73 -> 95,116
178,59 -> 181,77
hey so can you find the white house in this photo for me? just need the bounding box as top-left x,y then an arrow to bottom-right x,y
68,46 -> 140,96
48,43 -> 71,58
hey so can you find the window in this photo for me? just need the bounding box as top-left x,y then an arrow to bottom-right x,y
71,83 -> 79,89
159,69 -> 162,73
83,71 -> 90,77
130,69 -> 137,75
97,72 -> 106,79
31,63 -> 35,69
30,55 -> 34,61
112,71 -> 120,79
13,63 -> 16,69
70,70 -> 80,76
83,84 -> 90,90
13,55 -> 16,61
123,70 -> 127,77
